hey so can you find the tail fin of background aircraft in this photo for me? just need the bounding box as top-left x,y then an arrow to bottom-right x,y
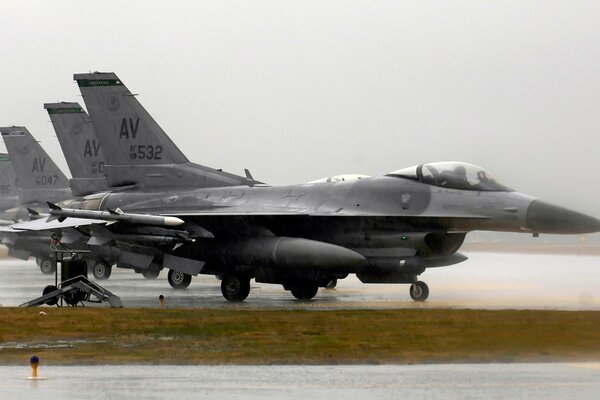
44,102 -> 108,196
73,72 -> 257,189
0,127 -> 71,203
0,153 -> 20,209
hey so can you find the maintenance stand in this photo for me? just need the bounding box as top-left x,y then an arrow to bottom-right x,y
20,235 -> 122,308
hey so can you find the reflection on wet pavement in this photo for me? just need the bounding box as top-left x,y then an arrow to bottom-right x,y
1,363 -> 599,399
0,252 -> 599,309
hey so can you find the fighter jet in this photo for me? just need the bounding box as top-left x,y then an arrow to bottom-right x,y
12,72 -> 600,302
0,127 -> 76,273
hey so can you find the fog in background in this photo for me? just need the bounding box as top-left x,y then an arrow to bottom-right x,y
1,1 -> 599,223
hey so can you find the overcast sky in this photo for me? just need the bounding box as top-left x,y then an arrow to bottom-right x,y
1,1 -> 599,215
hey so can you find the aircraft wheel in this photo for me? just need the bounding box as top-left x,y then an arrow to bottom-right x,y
64,290 -> 86,306
39,258 -> 56,275
409,281 -> 429,302
92,261 -> 112,280
291,282 -> 319,300
43,285 -> 59,306
143,269 -> 160,280
325,279 -> 338,289
168,269 -> 191,289
221,274 -> 250,302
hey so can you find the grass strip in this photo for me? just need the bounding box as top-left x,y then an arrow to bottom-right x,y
0,308 -> 599,365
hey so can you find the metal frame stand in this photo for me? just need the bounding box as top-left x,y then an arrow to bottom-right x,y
20,238 -> 122,308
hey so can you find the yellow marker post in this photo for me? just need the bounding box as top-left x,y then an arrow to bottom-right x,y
159,295 -> 164,307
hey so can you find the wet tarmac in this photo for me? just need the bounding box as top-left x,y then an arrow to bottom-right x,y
0,251 -> 599,309
2,363 -> 600,399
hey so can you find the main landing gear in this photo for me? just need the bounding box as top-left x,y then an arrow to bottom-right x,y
324,278 -> 337,289
142,269 -> 160,280
291,281 -> 319,300
221,274 -> 251,302
37,258 -> 56,275
409,281 -> 429,302
167,269 -> 192,289
92,260 -> 112,280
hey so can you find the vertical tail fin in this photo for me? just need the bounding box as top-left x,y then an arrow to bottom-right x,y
44,102 -> 108,195
73,72 -> 188,166
0,153 -> 20,209
0,126 -> 71,203
74,72 -> 255,189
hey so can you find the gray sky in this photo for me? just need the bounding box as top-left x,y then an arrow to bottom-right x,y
1,0 -> 599,215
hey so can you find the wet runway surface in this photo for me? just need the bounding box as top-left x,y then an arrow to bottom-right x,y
2,363 -> 600,399
1,251 -> 599,309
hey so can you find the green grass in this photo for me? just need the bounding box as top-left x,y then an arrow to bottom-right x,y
0,308 -> 599,365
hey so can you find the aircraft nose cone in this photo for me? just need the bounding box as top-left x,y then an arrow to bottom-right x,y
526,200 -> 600,234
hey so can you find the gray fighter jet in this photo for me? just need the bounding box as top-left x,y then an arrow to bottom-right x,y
0,127 -> 75,273
13,72 -> 600,302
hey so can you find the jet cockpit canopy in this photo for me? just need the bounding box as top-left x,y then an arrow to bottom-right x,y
389,161 -> 512,192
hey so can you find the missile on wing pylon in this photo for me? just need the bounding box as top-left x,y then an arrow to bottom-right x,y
46,202 -> 185,227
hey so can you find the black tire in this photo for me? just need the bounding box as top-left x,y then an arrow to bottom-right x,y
168,269 -> 192,289
291,282 -> 319,300
92,261 -> 112,280
64,290 -> 86,306
39,258 -> 56,275
325,279 -> 338,289
142,269 -> 160,280
409,281 -> 429,302
221,274 -> 250,302
43,285 -> 58,306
